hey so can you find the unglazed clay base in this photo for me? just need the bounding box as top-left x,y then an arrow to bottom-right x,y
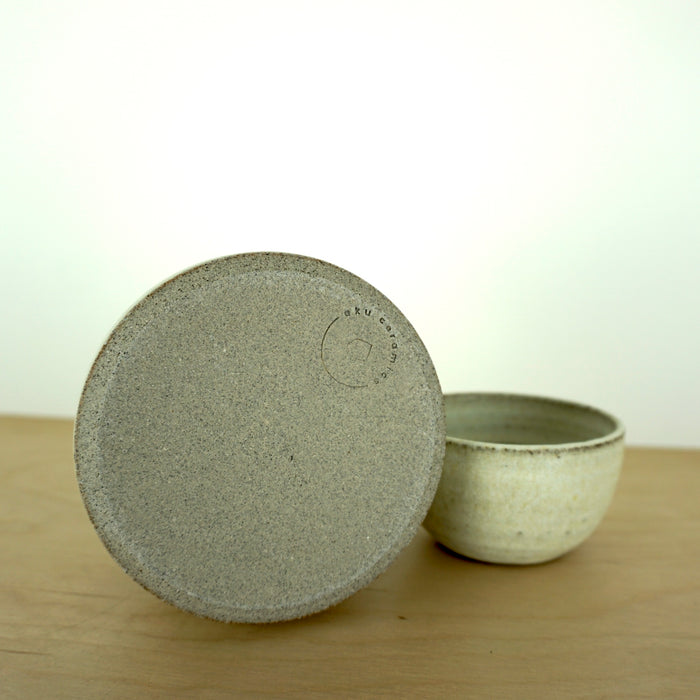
75,253 -> 445,622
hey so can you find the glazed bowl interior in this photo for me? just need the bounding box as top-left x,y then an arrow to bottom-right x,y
445,393 -> 623,447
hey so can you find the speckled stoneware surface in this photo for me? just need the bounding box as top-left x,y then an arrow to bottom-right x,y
75,253 -> 445,622
423,393 -> 624,565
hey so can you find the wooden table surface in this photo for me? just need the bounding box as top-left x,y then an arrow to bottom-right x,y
1,416 -> 698,698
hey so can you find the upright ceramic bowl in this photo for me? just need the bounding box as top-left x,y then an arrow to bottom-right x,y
423,393 -> 625,564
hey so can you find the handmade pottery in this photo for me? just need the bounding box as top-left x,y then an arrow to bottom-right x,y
423,393 -> 625,564
75,253 -> 445,622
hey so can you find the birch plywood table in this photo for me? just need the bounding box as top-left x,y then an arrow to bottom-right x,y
1,417 -> 699,698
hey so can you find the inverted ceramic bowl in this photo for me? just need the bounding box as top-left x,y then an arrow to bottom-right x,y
423,393 -> 625,564
74,253 -> 445,623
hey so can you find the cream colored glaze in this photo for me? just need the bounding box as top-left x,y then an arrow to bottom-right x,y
424,393 -> 625,565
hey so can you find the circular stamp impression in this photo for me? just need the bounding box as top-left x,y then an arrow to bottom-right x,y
321,306 -> 399,388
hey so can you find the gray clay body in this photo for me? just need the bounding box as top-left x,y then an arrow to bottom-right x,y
75,253 -> 445,622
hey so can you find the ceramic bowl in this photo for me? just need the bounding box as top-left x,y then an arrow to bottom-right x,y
423,393 -> 625,564
74,252 -> 445,623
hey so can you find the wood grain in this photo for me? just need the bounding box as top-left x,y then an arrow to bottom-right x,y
1,416 -> 698,698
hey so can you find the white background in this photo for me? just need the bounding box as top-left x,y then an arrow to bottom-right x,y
1,1 -> 698,446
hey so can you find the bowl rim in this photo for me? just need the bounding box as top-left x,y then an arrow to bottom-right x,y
444,391 -> 625,453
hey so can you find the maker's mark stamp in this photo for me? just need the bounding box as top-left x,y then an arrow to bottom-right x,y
321,307 -> 399,388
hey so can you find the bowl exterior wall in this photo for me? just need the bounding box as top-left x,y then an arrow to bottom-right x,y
423,437 -> 624,564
